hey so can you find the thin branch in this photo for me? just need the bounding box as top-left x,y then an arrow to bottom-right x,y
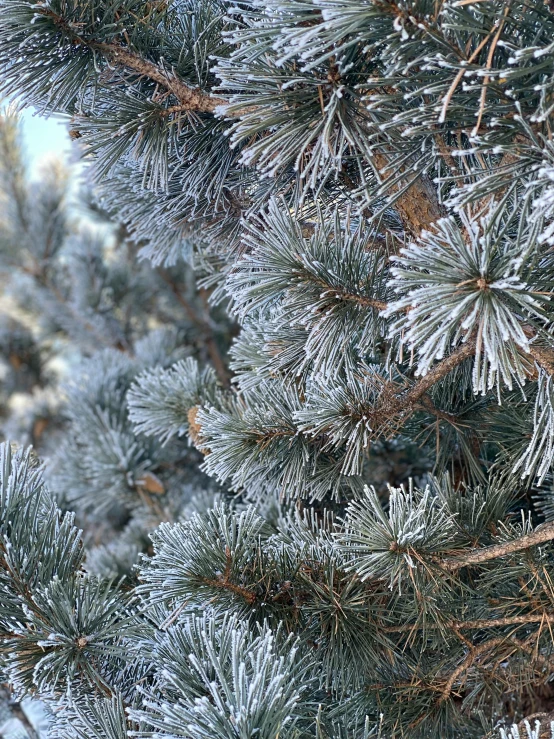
351,339 -> 478,440
201,576 -> 256,603
438,29 -> 495,124
471,6 -> 510,137
338,293 -> 388,311
201,547 -> 256,603
308,273 -> 388,311
403,339 -> 477,406
416,394 -> 461,426
383,612 -> 554,633
439,637 -> 506,703
372,151 -> 446,236
158,269 -> 230,386
37,6 -> 228,114
442,521 -> 554,571
97,43 -> 227,113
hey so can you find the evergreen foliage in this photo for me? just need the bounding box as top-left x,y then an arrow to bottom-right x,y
3,0 -> 554,735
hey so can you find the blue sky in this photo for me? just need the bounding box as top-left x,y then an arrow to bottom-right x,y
19,107 -> 73,177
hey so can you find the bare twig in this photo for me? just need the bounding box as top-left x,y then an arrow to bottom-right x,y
98,43 -> 227,113
201,547 -> 256,603
383,612 -> 554,634
157,269 -> 230,386
438,30 -> 494,124
309,273 -> 388,311
372,151 -> 445,236
37,6 -> 228,114
442,522 -> 554,571
471,6 -> 510,136
439,637 -> 506,703
403,339 -> 477,406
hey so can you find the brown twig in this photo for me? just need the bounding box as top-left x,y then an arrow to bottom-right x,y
372,151 -> 446,236
309,274 -> 388,311
438,29 -> 496,124
471,5 -> 510,137
201,546 -> 256,604
97,43 -> 227,113
403,339 -> 477,406
338,338 -> 478,442
367,338 -> 474,430
442,522 -> 554,571
439,637 -> 506,703
417,394 -> 461,426
383,612 -> 554,634
36,6 -> 228,114
202,576 -> 256,603
157,269 -> 230,386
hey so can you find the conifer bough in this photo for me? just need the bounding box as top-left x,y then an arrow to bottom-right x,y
3,0 -> 554,736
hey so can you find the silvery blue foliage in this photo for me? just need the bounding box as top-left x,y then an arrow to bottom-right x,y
2,0 -> 554,736
513,369 -> 554,484
386,201 -> 551,394
338,485 -> 458,590
499,720 -> 554,739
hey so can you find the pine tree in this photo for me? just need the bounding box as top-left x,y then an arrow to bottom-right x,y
2,0 -> 554,736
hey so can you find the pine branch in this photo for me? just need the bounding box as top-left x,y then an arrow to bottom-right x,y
442,522 -> 554,571
202,547 -> 256,604
193,340 -> 477,457
383,613 -> 554,633
438,637 -> 506,704
373,151 -> 446,236
33,0 -> 502,251
416,395 -> 460,426
366,338 -> 477,437
403,340 -> 477,405
37,5 -> 228,113
98,43 -> 227,113
311,278 -> 388,311
201,575 -> 256,603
